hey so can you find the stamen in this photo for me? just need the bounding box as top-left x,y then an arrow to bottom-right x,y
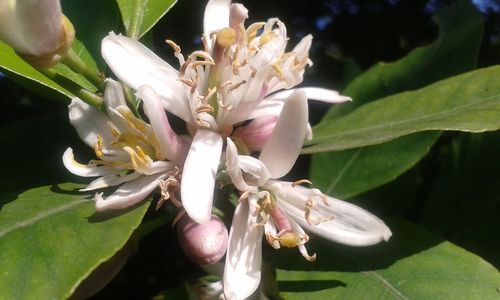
195,118 -> 211,128
172,208 -> 186,227
250,65 -> 257,78
196,105 -> 215,113
292,179 -> 312,187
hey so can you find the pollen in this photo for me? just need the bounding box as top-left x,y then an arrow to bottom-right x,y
216,27 -> 237,48
279,232 -> 302,248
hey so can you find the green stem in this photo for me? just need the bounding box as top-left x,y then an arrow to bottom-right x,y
61,48 -> 105,89
41,69 -> 104,107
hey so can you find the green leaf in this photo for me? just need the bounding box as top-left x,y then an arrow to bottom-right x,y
325,0 -> 483,119
310,0 -> 483,198
116,0 -> 178,39
275,220 -> 500,299
304,65 -> 500,154
63,0 -> 122,69
311,132 -> 440,199
0,41 -> 73,99
0,183 -> 149,299
0,113 -> 150,299
420,132 -> 500,268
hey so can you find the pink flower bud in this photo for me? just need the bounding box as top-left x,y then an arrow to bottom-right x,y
177,215 -> 228,265
233,116 -> 279,152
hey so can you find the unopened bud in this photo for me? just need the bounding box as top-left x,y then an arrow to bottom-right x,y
176,215 -> 228,265
0,0 -> 75,68
233,116 -> 278,152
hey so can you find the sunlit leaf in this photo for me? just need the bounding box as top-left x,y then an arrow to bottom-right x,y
116,0 -> 178,39
275,220 -> 500,299
0,114 -> 150,299
310,0 -> 483,197
0,183 -> 149,299
304,65 -> 500,153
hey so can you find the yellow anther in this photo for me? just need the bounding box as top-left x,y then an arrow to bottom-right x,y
259,31 -> 277,46
272,63 -> 284,80
216,27 -> 237,48
94,135 -> 105,159
279,232 -> 302,248
246,22 -> 265,41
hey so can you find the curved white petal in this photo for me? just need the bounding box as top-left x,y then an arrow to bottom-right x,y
104,79 -> 127,109
62,148 -> 120,177
259,91 -> 308,179
138,85 -> 188,164
238,156 -> 271,186
221,99 -> 284,127
181,130 -> 223,224
268,87 -> 352,103
204,0 -> 231,34
81,172 -> 142,191
275,182 -> 392,246
224,197 -> 263,300
95,173 -> 167,211
68,98 -> 113,147
101,33 -> 192,122
225,138 -> 252,192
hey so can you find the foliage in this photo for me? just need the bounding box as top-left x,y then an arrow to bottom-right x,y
0,0 -> 498,298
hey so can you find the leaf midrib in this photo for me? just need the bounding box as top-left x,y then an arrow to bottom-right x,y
311,93 -> 500,145
0,199 -> 89,239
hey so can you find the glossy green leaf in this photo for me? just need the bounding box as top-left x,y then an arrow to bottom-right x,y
0,183 -> 149,299
0,113 -> 149,299
63,0 -> 122,69
275,220 -> 500,299
304,65 -> 500,154
311,132 -> 440,199
310,0 -> 482,197
116,0 -> 178,39
325,0 -> 483,119
420,132 -> 500,268
0,41 -> 72,99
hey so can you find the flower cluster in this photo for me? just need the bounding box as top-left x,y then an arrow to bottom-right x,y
63,0 -> 391,299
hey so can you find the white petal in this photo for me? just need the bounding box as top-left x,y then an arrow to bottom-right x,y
268,87 -> 352,103
221,99 -> 284,127
68,98 -> 113,147
224,198 -> 263,300
292,34 -> 313,62
229,3 -> 248,31
138,85 -> 188,164
81,172 -> 142,191
204,0 -> 231,34
238,156 -> 271,186
95,173 -> 166,211
101,33 -> 192,122
276,182 -> 392,246
181,130 -> 223,224
104,79 -> 127,109
62,148 -> 121,177
259,91 -> 308,179
225,138 -> 252,192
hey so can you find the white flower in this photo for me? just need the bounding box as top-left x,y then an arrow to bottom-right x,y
101,0 -> 350,224
63,79 -> 188,211
0,0 -> 74,67
222,91 -> 392,299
